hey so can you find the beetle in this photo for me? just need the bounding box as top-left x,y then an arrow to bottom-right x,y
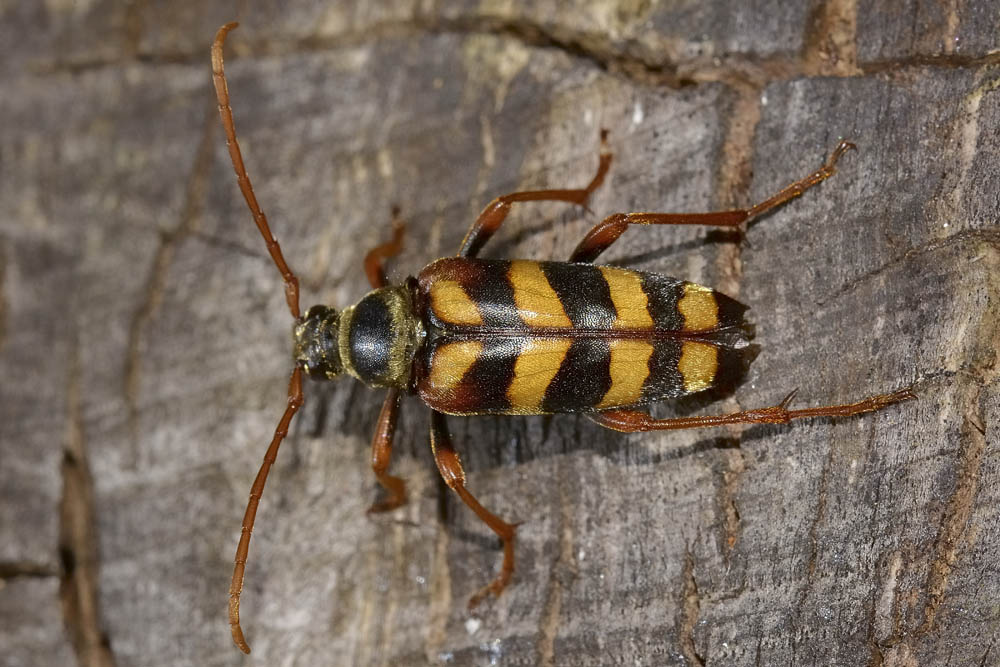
211,22 -> 915,653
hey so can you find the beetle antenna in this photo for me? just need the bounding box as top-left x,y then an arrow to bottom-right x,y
212,22 -> 301,319
229,366 -> 305,653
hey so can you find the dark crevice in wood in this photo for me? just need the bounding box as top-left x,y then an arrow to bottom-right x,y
25,12 -> 1000,92
861,52 -> 1000,76
791,440 -> 835,650
803,0 -> 861,77
714,442 -> 745,558
428,15 -> 682,87
805,448 -> 832,582
910,240 -> 999,640
59,334 -> 117,667
0,561 -> 59,578
536,469 -> 575,667
863,433 -> 911,658
816,228 -> 1000,308
423,510 -> 452,660
704,60 -> 765,570
678,546 -> 706,667
0,240 -> 7,352
913,387 -> 987,636
866,595 -> 885,667
26,15 -> 679,86
121,0 -> 147,59
186,228 -> 266,261
980,636 -> 997,667
122,105 -> 216,469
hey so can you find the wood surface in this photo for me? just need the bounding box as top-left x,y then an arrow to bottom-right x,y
1,2 -> 998,666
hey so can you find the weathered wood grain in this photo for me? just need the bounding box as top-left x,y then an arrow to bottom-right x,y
1,2 -> 998,666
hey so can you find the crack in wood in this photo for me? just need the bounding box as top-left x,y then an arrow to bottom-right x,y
926,68 -> 1000,237
911,256 -> 998,638
536,463 -> 575,666
121,0 -> 148,59
817,228 -> 1000,308
980,635 -> 997,667
714,82 -> 759,301
788,442 -> 834,655
806,448 -> 833,583
866,595 -> 886,667
0,240 -> 7,353
715,447 -> 745,556
803,0 -> 861,76
24,11 -> 1000,95
122,106 -> 216,469
678,546 -> 706,667
868,546 -> 905,662
423,477 -> 452,660
0,561 -> 59,578
868,240 -> 998,657
705,64 -> 765,565
59,333 -> 116,667
860,52 -> 1000,75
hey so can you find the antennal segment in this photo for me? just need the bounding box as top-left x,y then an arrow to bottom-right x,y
212,22 -> 301,319
229,366 -> 305,653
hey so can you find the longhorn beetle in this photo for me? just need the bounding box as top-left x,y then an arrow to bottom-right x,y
212,22 -> 915,653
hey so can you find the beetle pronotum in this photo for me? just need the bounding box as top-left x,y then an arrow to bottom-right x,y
211,22 -> 914,653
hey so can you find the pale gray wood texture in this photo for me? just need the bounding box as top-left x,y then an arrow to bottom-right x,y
2,2 -> 998,666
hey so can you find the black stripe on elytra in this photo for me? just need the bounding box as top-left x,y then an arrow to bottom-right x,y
639,273 -> 686,331
640,339 -> 688,401
712,289 -> 750,329
541,338 -> 611,412
460,260 -> 523,329
540,262 -> 615,329
458,337 -> 522,413
713,343 -> 758,394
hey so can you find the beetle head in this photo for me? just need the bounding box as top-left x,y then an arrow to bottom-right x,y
293,305 -> 342,379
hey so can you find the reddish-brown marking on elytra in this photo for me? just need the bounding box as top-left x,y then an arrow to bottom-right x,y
426,340 -> 484,396
429,279 -> 483,326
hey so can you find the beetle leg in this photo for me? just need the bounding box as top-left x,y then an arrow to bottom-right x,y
458,130 -> 612,258
368,388 -> 407,513
589,387 -> 915,432
570,140 -> 856,263
364,206 -> 406,289
430,410 -> 519,608
230,366 -> 305,654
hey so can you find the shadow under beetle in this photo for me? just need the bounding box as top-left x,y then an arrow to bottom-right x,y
211,22 -> 915,653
